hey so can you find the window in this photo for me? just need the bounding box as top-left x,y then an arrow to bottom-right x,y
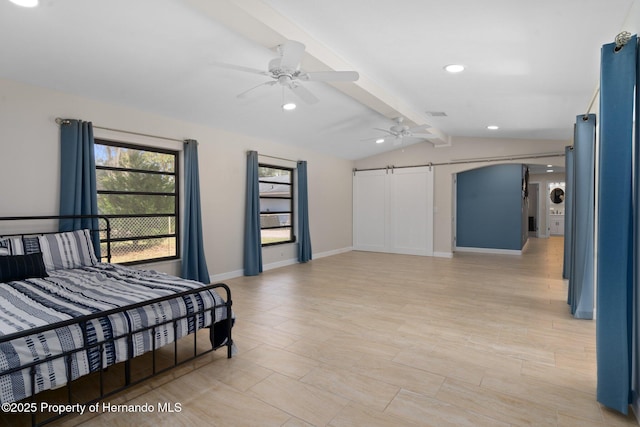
95,140 -> 179,264
259,164 -> 295,246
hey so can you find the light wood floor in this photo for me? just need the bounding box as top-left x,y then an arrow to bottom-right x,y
26,238 -> 640,425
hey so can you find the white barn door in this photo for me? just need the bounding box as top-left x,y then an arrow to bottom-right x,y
353,166 -> 434,256
389,166 -> 434,255
352,169 -> 387,252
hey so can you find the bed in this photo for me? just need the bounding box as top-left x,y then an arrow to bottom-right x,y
0,215 -> 234,426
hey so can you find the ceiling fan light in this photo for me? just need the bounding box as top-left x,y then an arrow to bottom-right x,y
282,102 -> 296,111
9,0 -> 38,6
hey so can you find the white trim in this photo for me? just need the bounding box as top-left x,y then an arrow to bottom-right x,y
455,246 -> 523,255
314,246 -> 353,259
210,269 -> 244,282
208,246 -> 353,282
452,173 -> 457,250
264,258 -> 299,271
264,246 -> 353,269
433,251 -> 453,258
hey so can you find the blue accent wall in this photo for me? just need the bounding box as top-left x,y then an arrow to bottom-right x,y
456,164 -> 526,250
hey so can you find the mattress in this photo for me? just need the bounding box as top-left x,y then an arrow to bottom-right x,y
0,263 -> 230,404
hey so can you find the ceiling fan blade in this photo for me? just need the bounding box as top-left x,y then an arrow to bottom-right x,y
288,82 -> 319,104
278,40 -> 305,70
410,133 -> 436,138
373,127 -> 395,136
299,71 -> 360,82
211,61 -> 269,76
237,81 -> 277,99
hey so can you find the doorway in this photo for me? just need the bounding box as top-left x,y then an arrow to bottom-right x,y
528,182 -> 540,237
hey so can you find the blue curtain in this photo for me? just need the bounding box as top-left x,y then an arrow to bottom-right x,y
181,140 -> 210,284
297,161 -> 312,263
596,35 -> 637,415
59,120 -> 100,257
563,145 -> 574,281
244,151 -> 262,276
568,115 -> 595,320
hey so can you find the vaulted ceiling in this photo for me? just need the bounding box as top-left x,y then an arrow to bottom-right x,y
0,0 -> 635,159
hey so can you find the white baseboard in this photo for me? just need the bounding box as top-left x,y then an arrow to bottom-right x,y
263,258 -> 299,271
433,251 -> 453,258
455,246 -> 523,255
209,247 -> 353,282
263,247 -> 353,269
314,246 -> 353,259
210,269 -> 243,283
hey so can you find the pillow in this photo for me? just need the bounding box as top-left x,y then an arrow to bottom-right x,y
0,238 -> 10,256
22,236 -> 41,255
38,229 -> 98,272
0,237 -> 28,256
0,252 -> 48,283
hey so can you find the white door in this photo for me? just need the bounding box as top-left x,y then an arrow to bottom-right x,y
389,167 -> 434,255
353,169 -> 387,252
353,167 -> 434,256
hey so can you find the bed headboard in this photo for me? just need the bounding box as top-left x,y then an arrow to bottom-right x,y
0,215 -> 112,263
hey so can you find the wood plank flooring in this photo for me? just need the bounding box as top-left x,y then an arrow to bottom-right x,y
16,237 -> 640,425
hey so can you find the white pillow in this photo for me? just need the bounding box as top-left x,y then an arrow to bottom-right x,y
38,229 -> 98,271
0,238 -> 10,256
0,237 -> 26,256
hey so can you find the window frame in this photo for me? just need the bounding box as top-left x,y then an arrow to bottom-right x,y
94,139 -> 180,265
258,163 -> 296,247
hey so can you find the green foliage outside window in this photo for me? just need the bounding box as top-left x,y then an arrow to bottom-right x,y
95,142 -> 178,264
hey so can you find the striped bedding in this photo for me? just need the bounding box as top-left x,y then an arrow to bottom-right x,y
0,263 -> 230,404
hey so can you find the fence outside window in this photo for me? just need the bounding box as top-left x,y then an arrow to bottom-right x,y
95,140 -> 179,264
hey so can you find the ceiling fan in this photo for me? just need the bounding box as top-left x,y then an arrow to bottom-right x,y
371,117 -> 434,145
215,40 -> 359,105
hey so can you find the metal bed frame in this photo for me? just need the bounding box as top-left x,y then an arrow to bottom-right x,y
0,215 -> 233,426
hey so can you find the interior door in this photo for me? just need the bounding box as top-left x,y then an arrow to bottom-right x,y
353,166 -> 434,256
352,169 -> 387,252
389,166 -> 434,255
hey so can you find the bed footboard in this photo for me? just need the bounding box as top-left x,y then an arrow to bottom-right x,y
0,282 -> 233,427
208,282 -> 234,359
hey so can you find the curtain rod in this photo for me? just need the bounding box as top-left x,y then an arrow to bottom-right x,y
256,153 -> 299,163
353,151 -> 566,173
55,118 -> 185,143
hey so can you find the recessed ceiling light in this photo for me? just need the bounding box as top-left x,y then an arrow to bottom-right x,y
375,138 -> 385,144
547,164 -> 553,167
487,125 -> 499,130
547,169 -> 554,173
282,102 -> 296,111
444,64 -> 465,73
9,0 -> 38,7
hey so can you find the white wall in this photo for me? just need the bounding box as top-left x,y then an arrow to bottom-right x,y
0,78 -> 353,279
354,137 -> 569,256
531,172 -> 567,237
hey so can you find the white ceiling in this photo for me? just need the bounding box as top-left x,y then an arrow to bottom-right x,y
0,0 -> 635,160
